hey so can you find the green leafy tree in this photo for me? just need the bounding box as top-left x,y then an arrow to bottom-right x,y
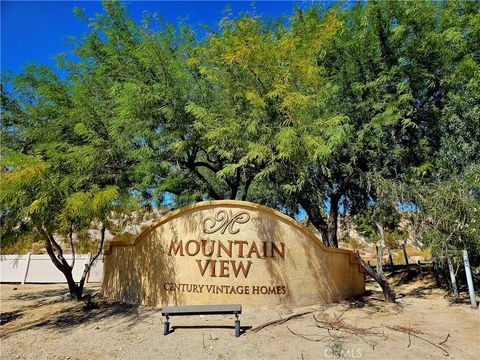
1,58 -> 133,299
409,167 -> 480,267
354,203 -> 401,243
2,0 -> 479,302
268,0 -> 480,249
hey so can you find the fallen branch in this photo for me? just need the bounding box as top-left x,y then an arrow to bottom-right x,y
314,314 -> 384,337
439,333 -> 450,346
313,312 -> 386,349
387,325 -> 449,357
286,326 -> 327,342
250,310 -> 314,333
354,251 -> 396,303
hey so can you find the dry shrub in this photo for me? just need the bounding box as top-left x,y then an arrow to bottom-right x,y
31,241 -> 45,254
406,246 -> 429,257
77,229 -> 91,242
345,236 -> 363,250
392,251 -> 405,264
76,240 -> 98,254
144,212 -> 153,221
384,232 -> 399,249
111,232 -> 135,244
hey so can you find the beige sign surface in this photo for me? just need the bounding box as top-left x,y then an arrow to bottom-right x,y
102,200 -> 364,307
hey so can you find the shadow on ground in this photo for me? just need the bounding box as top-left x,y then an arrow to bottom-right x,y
5,286 -> 100,310
170,325 -> 252,336
399,284 -> 437,298
6,287 -> 68,302
345,290 -> 391,312
0,310 -> 23,326
1,297 -> 161,339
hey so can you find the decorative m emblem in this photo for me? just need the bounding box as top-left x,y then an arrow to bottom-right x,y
202,210 -> 250,234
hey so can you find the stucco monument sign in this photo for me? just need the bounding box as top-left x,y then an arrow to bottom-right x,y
101,200 -> 365,307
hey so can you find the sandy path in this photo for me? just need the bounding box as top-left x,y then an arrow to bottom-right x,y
1,277 -> 478,360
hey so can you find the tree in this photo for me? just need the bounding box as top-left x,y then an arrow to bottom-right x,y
354,200 -> 401,275
0,150 -> 126,299
272,0 -> 480,248
408,167 -> 480,268
1,58 -> 134,299
402,0 -> 480,271
2,0 -> 479,301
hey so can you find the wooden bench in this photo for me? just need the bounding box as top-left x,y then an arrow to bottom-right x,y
161,304 -> 242,337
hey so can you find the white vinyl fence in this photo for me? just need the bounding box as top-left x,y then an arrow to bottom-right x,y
0,254 -> 103,284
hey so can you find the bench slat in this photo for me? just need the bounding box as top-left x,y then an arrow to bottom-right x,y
161,304 -> 241,316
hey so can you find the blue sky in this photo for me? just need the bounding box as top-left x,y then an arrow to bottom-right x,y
1,1 -> 317,74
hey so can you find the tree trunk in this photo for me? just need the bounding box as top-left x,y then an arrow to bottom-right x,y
354,251 -> 396,303
387,247 -> 395,273
44,242 -> 82,299
402,239 -> 409,270
327,194 -> 340,248
63,267 -> 82,300
314,220 -> 329,247
78,226 -> 106,296
447,257 -> 459,300
241,175 -> 253,201
300,193 -> 340,248
300,199 -> 329,246
41,227 -> 83,300
375,223 -> 385,275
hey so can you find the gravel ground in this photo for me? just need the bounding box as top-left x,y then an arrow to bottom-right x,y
1,275 -> 479,360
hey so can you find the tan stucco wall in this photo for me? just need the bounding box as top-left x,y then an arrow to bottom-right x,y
101,201 -> 364,308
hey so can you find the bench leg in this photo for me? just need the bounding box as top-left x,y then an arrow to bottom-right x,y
235,319 -> 240,337
164,316 -> 170,335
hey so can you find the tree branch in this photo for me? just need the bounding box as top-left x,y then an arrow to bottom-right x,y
79,225 -> 106,294
251,310 -> 314,333
186,164 -> 222,200
192,161 -> 220,173
241,174 -> 253,201
39,227 -> 65,271
69,225 -> 75,268
354,251 -> 396,303
47,231 -> 69,268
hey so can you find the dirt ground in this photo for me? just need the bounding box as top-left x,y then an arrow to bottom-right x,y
1,274 -> 479,360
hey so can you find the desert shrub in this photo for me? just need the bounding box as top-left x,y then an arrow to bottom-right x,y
75,240 -> 98,254
345,236 -> 363,250
111,232 -> 136,244
31,241 -> 46,254
76,229 -> 91,242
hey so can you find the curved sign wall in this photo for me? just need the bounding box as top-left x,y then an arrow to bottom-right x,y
102,201 -> 364,307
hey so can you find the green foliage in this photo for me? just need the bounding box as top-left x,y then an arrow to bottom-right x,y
2,0 -> 479,264
0,230 -> 41,254
354,204 -> 401,242
1,51 -> 130,250
408,165 -> 480,265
